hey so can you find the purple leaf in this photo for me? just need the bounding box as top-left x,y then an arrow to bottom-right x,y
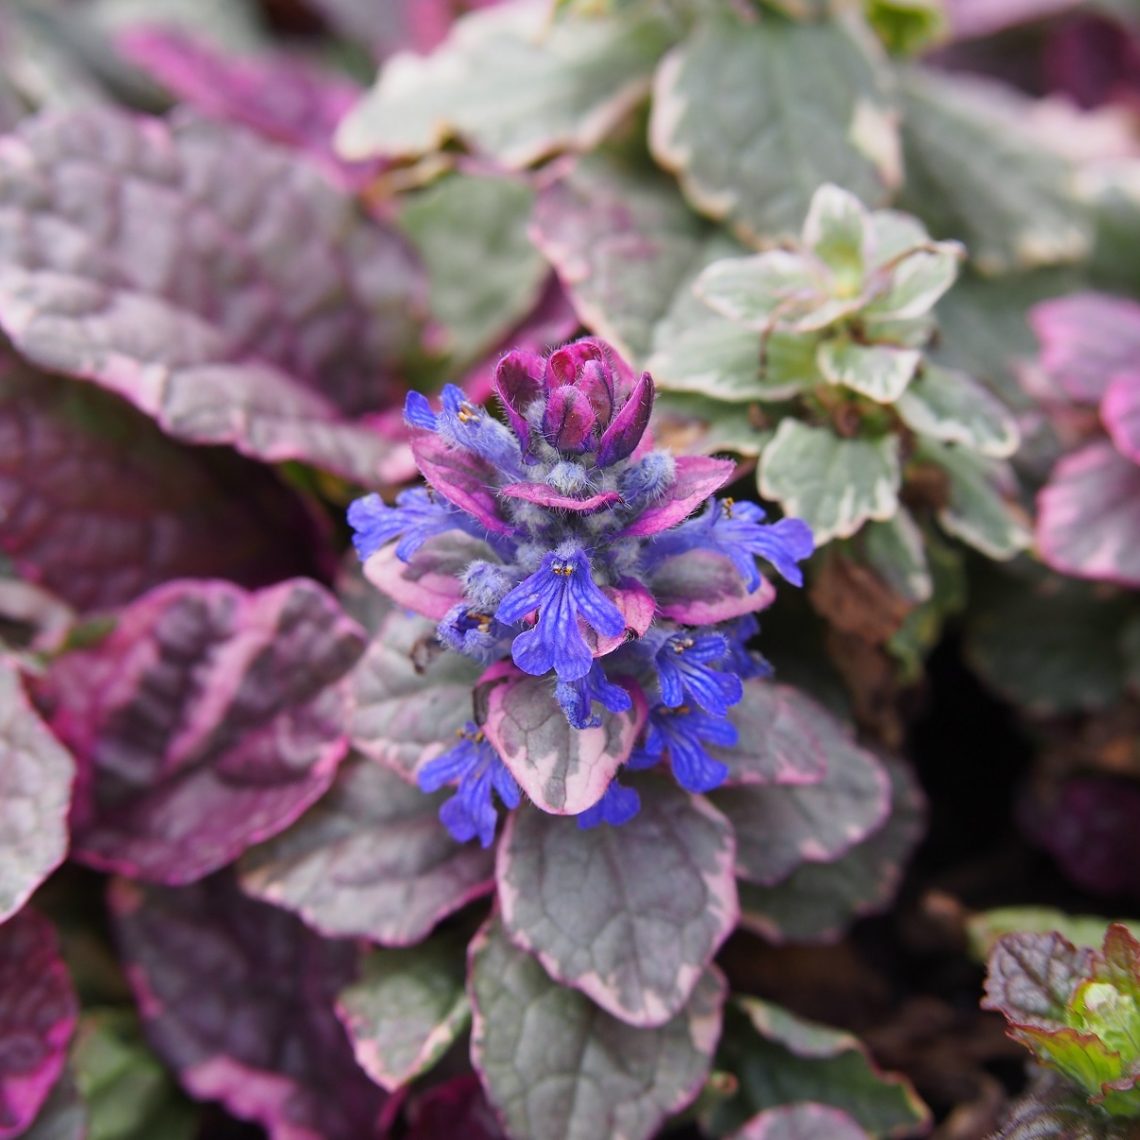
499,483 -> 622,513
982,930 -> 1091,1027
363,531 -> 493,621
239,754 -> 493,945
0,660 -> 74,925
712,714 -> 891,887
1029,292 -> 1140,405
0,357 -> 331,612
402,1075 -> 508,1140
482,669 -> 646,814
1037,440 -> 1140,586
945,0 -> 1082,40
1103,372 -> 1140,465
0,107 -> 425,483
709,681 -> 829,788
109,876 -> 396,1140
409,432 -> 513,534
729,1104 -> 868,1140
651,551 -> 776,625
0,909 -> 78,1140
117,29 -> 377,189
469,918 -> 726,1140
621,455 -> 736,537
38,578 -> 364,884
497,779 -> 737,1028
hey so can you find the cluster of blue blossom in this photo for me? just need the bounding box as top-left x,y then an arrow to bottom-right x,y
350,339 -> 813,845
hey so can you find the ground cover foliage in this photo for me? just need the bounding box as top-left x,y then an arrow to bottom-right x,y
1,0 -> 1140,1137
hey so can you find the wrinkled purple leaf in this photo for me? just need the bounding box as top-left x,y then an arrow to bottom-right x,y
1103,372 -> 1140,465
1037,440 -> 1140,587
730,1103 -> 868,1140
982,930 -> 1092,1027
239,754 -> 493,945
363,532 -> 494,621
482,668 -> 646,815
500,482 -> 621,514
650,551 -> 776,625
38,578 -> 364,883
620,455 -> 735,538
0,356 -> 331,612
0,106 -> 425,483
469,918 -> 725,1140
409,431 -> 513,534
0,909 -> 78,1140
109,876 -> 395,1140
0,659 -> 74,924
403,1074 -> 507,1140
497,779 -> 737,1028
712,714 -> 891,887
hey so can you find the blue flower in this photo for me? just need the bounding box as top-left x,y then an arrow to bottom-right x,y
495,547 -> 625,682
576,778 -> 641,830
629,706 -> 737,793
722,615 -> 772,681
348,488 -> 475,562
418,724 -> 521,848
417,385 -> 524,478
555,661 -> 633,729
652,630 -> 743,716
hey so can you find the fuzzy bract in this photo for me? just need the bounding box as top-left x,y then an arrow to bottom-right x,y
350,337 -> 813,843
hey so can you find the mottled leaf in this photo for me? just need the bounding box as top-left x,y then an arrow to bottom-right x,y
738,756 -> 924,944
20,1071 -> 85,1140
651,13 -> 898,243
364,532 -> 488,621
336,0 -> 674,167
39,578 -> 364,883
896,362 -> 1020,458
0,107 -> 425,483
336,937 -> 469,1091
817,339 -> 920,404
730,1103 -> 868,1140
239,754 -> 493,946
651,551 -> 777,624
712,712 -> 890,887
482,670 -> 645,815
759,421 -> 901,545
470,918 -> 725,1140
498,779 -> 736,1027
1103,373 -> 1140,465
898,68 -> 1091,275
982,931 -> 1091,1027
0,909 -> 78,1140
0,659 -> 73,924
109,876 -> 394,1140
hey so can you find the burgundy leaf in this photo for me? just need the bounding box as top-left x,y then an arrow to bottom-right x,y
499,483 -> 622,513
651,550 -> 776,624
109,876 -> 396,1140
589,580 -> 657,658
0,909 -> 78,1140
403,1075 -> 507,1140
364,532 -> 493,621
410,431 -> 513,534
38,578 -> 365,883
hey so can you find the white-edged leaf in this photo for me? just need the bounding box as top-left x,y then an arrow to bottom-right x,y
817,338 -> 921,403
896,362 -> 1020,457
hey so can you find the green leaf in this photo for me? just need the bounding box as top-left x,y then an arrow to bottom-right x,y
865,0 -> 946,55
738,756 -> 924,944
336,938 -> 470,1091
72,1009 -> 196,1140
969,909 -> 1140,963
915,439 -> 1032,560
817,338 -> 921,403
497,779 -> 736,1027
860,509 -> 933,606
802,184 -> 869,288
336,1 -> 676,166
469,918 -> 726,1140
759,421 -> 901,544
706,998 -> 931,1137
652,393 -> 774,458
398,174 -> 548,365
896,362 -> 1019,457
530,155 -> 707,364
650,12 -> 898,243
897,67 -> 1092,275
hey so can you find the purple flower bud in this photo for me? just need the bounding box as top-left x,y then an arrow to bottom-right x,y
493,350 -> 544,451
543,385 -> 597,453
597,371 -> 654,467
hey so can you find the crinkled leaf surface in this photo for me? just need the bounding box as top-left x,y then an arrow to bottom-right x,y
336,936 -> 469,1092
109,876 -> 393,1140
711,711 -> 890,887
399,173 -> 548,364
707,998 -> 930,1138
897,68 -> 1091,275
0,909 -> 78,1140
759,421 -> 901,545
0,106 -> 425,483
497,779 -> 736,1028
0,659 -> 73,924
530,155 -> 707,364
239,754 -> 493,945
650,12 -> 898,244
0,357 -> 329,612
470,918 -> 725,1140
482,669 -> 645,815
336,0 -> 674,166
738,756 -> 924,944
983,931 -> 1091,1027
350,609 -> 483,779
730,1103 -> 868,1140
895,362 -> 1019,458
39,577 -> 364,883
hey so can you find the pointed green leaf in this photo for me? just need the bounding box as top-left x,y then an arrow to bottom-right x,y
337,938 -> 470,1092
336,1 -> 675,166
817,339 -> 921,403
896,363 -> 1019,457
759,421 -> 901,544
497,779 -> 737,1028
651,13 -> 898,243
